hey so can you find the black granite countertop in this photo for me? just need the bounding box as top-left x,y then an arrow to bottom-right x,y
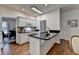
28,31 -> 59,40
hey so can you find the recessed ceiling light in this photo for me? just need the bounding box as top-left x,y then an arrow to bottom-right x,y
22,8 -> 25,11
32,7 -> 42,14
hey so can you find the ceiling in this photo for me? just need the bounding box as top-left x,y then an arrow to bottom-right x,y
1,4 -> 79,17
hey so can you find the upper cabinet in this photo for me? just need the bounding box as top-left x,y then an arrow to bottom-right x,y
31,20 -> 37,27
17,16 -> 37,27
17,17 -> 26,26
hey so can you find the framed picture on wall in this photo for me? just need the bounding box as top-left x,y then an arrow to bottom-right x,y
68,20 -> 78,27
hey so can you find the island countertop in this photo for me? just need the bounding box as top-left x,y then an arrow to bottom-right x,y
28,31 -> 60,40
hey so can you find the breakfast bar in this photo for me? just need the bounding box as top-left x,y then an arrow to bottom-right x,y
28,31 -> 60,55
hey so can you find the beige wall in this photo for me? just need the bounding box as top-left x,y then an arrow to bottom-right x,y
36,8 -> 60,30
57,9 -> 79,41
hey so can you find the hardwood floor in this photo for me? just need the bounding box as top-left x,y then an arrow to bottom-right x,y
2,43 -> 30,55
47,39 -> 75,55
2,38 -> 30,55
2,38 -> 75,55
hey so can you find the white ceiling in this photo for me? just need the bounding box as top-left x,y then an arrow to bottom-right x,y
1,4 -> 79,17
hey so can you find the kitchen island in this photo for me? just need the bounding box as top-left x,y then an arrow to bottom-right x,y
28,31 -> 60,55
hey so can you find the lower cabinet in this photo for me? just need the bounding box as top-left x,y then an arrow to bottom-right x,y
29,37 -> 41,55
17,33 -> 29,45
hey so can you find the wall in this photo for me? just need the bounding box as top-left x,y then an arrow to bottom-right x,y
37,8 -> 60,30
57,9 -> 79,41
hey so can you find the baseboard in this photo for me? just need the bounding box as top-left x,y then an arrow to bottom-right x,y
60,39 -> 69,42
55,39 -> 61,44
16,42 -> 29,46
56,40 -> 61,44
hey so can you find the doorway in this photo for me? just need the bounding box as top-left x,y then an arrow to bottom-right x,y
2,17 -> 16,43
2,17 -> 16,54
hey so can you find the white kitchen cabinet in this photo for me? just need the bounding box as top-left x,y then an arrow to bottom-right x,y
31,20 -> 37,27
25,19 -> 29,25
28,20 -> 32,24
18,18 -> 26,26
20,34 -> 25,44
16,33 -> 29,45
17,17 -> 37,27
29,37 -> 41,55
25,33 -> 29,42
16,34 -> 20,44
